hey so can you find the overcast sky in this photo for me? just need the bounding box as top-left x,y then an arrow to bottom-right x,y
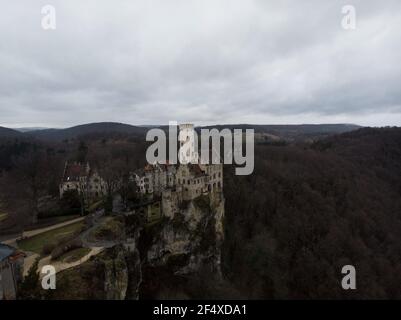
1,0 -> 401,128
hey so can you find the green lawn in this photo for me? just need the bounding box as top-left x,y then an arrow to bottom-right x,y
88,200 -> 103,213
17,221 -> 85,254
56,247 -> 91,263
0,212 -> 8,223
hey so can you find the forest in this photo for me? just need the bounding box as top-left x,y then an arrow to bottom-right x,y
223,127 -> 401,298
1,125 -> 401,299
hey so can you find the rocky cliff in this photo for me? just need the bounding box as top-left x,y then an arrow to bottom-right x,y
41,192 -> 224,300
146,193 -> 224,276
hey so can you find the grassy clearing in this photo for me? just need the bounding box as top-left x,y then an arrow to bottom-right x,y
89,216 -> 124,241
0,212 -> 8,223
17,221 -> 85,254
56,247 -> 91,263
88,200 -> 103,213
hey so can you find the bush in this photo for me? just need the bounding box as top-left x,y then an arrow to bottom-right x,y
89,216 -> 124,241
51,238 -> 83,261
42,242 -> 57,256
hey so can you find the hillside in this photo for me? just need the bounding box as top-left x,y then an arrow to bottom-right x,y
0,122 -> 361,142
1,123 -> 401,299
200,124 -> 361,142
223,127 -> 401,299
0,126 -> 24,138
27,122 -> 149,141
15,127 -> 49,133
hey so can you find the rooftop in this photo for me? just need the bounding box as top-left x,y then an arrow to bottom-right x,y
62,162 -> 88,182
0,243 -> 16,262
188,164 -> 206,177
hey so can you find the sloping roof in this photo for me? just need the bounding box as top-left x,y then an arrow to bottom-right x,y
0,243 -> 16,262
62,163 -> 87,182
188,164 -> 206,177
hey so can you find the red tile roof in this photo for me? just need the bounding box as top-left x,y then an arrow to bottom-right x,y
188,164 -> 205,177
62,163 -> 87,182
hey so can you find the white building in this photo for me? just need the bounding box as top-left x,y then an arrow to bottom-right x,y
59,162 -> 107,201
134,162 -> 223,201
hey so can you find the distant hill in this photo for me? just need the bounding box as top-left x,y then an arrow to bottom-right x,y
2,122 -> 361,142
27,122 -> 149,141
201,123 -> 360,133
200,123 -> 361,142
15,127 -> 49,133
201,123 -> 359,131
0,126 -> 23,138
313,126 -> 401,183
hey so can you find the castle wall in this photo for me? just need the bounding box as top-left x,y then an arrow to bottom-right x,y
162,188 -> 182,219
136,162 -> 223,216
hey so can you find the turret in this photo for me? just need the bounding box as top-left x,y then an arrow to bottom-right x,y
178,123 -> 198,164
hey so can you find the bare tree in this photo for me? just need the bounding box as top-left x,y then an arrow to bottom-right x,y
12,150 -> 48,224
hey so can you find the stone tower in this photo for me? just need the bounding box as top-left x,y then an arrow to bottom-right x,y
178,123 -> 198,164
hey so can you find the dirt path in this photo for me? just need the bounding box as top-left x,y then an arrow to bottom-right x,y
36,247 -> 104,277
22,217 -> 85,238
80,210 -> 119,249
2,216 -> 85,247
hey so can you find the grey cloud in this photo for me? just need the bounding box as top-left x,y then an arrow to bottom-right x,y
1,0 -> 401,127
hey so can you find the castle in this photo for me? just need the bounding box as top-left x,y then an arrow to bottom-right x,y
134,162 -> 223,200
133,123 -> 223,219
59,124 -> 224,220
59,162 -> 106,201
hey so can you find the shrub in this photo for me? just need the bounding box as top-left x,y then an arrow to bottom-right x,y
51,238 -> 83,261
42,242 -> 57,256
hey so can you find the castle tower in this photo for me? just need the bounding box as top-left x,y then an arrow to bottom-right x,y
178,123 -> 198,164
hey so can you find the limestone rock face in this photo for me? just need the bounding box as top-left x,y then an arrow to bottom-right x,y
46,193 -> 225,300
104,248 -> 128,300
103,245 -> 142,300
147,193 -> 225,276
124,247 -> 142,300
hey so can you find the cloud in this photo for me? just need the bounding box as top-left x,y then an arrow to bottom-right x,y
1,0 -> 401,127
